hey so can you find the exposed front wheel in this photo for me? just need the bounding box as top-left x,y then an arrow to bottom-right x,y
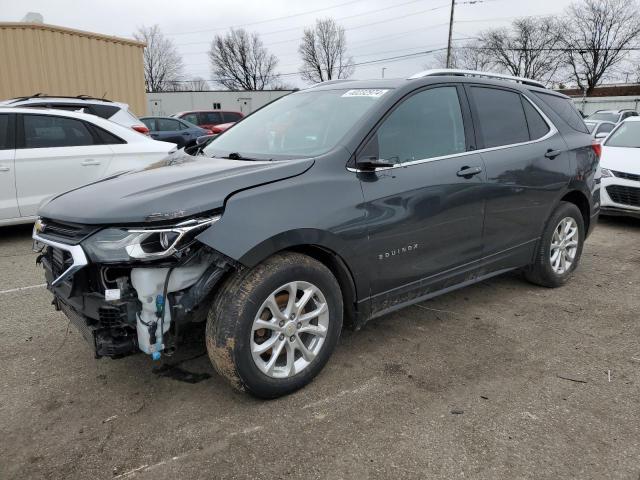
206,252 -> 343,398
525,201 -> 585,288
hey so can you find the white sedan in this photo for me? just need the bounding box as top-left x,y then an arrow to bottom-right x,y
599,118 -> 640,219
0,107 -> 175,226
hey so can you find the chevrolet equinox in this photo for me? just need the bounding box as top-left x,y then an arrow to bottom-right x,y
33,70 -> 600,398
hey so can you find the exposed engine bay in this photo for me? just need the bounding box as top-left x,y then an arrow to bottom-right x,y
33,217 -> 235,360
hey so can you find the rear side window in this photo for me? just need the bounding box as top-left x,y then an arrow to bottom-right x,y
0,114 -> 12,149
92,125 -> 126,145
470,87 -> 529,148
156,118 -> 181,131
23,114 -> 96,148
202,112 -> 223,124
522,98 -> 550,140
223,112 -> 242,122
533,92 -> 589,133
141,118 -> 156,131
597,123 -> 614,135
374,86 -> 466,163
89,104 -> 119,119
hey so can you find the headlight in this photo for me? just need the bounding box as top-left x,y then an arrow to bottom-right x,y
600,167 -> 614,178
82,216 -> 220,262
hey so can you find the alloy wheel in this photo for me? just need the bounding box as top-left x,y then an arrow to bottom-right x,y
550,217 -> 579,275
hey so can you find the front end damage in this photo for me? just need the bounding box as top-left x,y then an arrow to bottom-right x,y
33,217 -> 236,360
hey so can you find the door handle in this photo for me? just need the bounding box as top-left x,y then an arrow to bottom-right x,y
544,149 -> 563,159
456,166 -> 483,178
81,159 -> 101,166
0,165 -> 9,172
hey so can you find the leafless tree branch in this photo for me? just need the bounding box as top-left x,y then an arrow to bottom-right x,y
298,18 -> 355,84
133,25 -> 184,93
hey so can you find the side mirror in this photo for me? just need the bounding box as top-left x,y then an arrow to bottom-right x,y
356,156 -> 397,171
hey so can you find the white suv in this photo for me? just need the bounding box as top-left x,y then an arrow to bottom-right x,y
0,107 -> 175,226
0,95 -> 150,135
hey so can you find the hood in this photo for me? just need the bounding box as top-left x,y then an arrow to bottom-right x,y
38,152 -> 314,225
601,146 -> 640,174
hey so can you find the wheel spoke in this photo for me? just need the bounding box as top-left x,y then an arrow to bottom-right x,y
283,282 -> 298,317
295,286 -> 316,316
264,340 -> 286,374
294,335 -> 316,362
298,324 -> 327,338
550,249 -> 560,263
299,303 -> 328,323
252,334 -> 279,354
265,295 -> 286,321
253,318 -> 280,332
283,341 -> 295,377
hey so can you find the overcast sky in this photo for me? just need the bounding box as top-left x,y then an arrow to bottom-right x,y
2,0 -> 578,88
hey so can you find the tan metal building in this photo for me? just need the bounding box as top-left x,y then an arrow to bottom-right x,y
0,22 -> 147,115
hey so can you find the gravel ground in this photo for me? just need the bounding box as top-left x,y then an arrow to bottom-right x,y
1,217 -> 639,480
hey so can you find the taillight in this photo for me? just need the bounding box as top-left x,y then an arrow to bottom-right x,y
132,125 -> 150,135
591,140 -> 602,159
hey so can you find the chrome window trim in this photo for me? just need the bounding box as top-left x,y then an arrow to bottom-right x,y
33,232 -> 89,287
348,91 -> 558,173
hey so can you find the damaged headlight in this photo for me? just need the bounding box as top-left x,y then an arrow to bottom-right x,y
82,216 -> 220,262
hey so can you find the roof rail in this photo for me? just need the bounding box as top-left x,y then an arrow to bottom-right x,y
8,93 -> 113,103
307,79 -> 355,89
408,69 -> 546,89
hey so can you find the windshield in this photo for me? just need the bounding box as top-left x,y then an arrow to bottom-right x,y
203,88 -> 391,160
604,121 -> 640,148
587,112 -> 619,123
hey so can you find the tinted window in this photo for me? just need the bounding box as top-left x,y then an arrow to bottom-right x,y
375,87 -> 466,163
522,98 -> 550,140
597,123 -> 614,135
156,118 -> 181,131
604,122 -> 640,148
90,104 -> 119,119
535,92 -> 589,133
182,113 -> 199,124
0,115 -> 11,149
471,87 -> 529,148
93,126 -> 126,144
202,112 -> 223,124
224,112 -> 242,122
141,118 -> 156,130
23,114 -> 95,148
25,103 -> 88,113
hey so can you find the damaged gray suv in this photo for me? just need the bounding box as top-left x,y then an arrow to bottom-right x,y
33,70 -> 600,398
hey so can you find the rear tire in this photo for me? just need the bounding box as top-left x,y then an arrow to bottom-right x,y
525,201 -> 585,288
206,252 -> 343,398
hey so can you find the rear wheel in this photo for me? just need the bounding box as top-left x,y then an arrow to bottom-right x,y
525,201 -> 585,288
206,252 -> 343,398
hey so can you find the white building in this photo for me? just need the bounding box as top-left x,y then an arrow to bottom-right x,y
146,90 -> 295,116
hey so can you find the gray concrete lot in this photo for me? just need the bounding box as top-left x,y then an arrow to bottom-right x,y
1,218 -> 639,480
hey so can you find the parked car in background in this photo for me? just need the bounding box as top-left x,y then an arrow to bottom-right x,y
140,116 -> 212,147
0,94 -> 151,135
586,109 -> 638,124
172,110 -> 244,131
599,118 -> 640,218
585,120 -> 616,141
33,69 -> 599,398
0,107 -> 175,226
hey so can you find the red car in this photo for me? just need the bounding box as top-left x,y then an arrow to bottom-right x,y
172,110 -> 244,131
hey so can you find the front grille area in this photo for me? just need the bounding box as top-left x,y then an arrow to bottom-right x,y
40,218 -> 98,243
613,170 -> 640,182
50,247 -> 73,278
98,304 -> 129,327
607,185 -> 640,207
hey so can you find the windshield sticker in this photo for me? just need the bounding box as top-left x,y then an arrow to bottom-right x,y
342,89 -> 389,98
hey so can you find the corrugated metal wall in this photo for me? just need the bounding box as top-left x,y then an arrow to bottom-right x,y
0,23 -> 147,115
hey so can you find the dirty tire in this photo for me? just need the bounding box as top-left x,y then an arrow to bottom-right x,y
525,201 -> 585,288
206,252 -> 343,398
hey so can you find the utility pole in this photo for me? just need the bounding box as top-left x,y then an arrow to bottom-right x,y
446,0 -> 456,68
381,67 -> 387,78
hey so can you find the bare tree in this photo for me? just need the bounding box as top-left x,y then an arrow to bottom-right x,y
298,18 -> 355,83
208,29 -> 278,90
134,25 -> 184,92
426,42 -> 493,71
561,0 -> 640,93
188,77 -> 210,91
475,17 -> 564,84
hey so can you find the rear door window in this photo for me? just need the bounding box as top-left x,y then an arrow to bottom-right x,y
533,92 -> 589,133
141,118 -> 156,131
202,112 -> 223,124
373,86 -> 467,163
156,118 -> 181,131
469,87 -> 530,148
223,112 -> 243,122
22,114 -> 96,148
0,114 -> 14,149
522,98 -> 551,140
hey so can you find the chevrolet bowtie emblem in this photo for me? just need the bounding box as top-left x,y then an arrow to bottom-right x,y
34,219 -> 46,234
